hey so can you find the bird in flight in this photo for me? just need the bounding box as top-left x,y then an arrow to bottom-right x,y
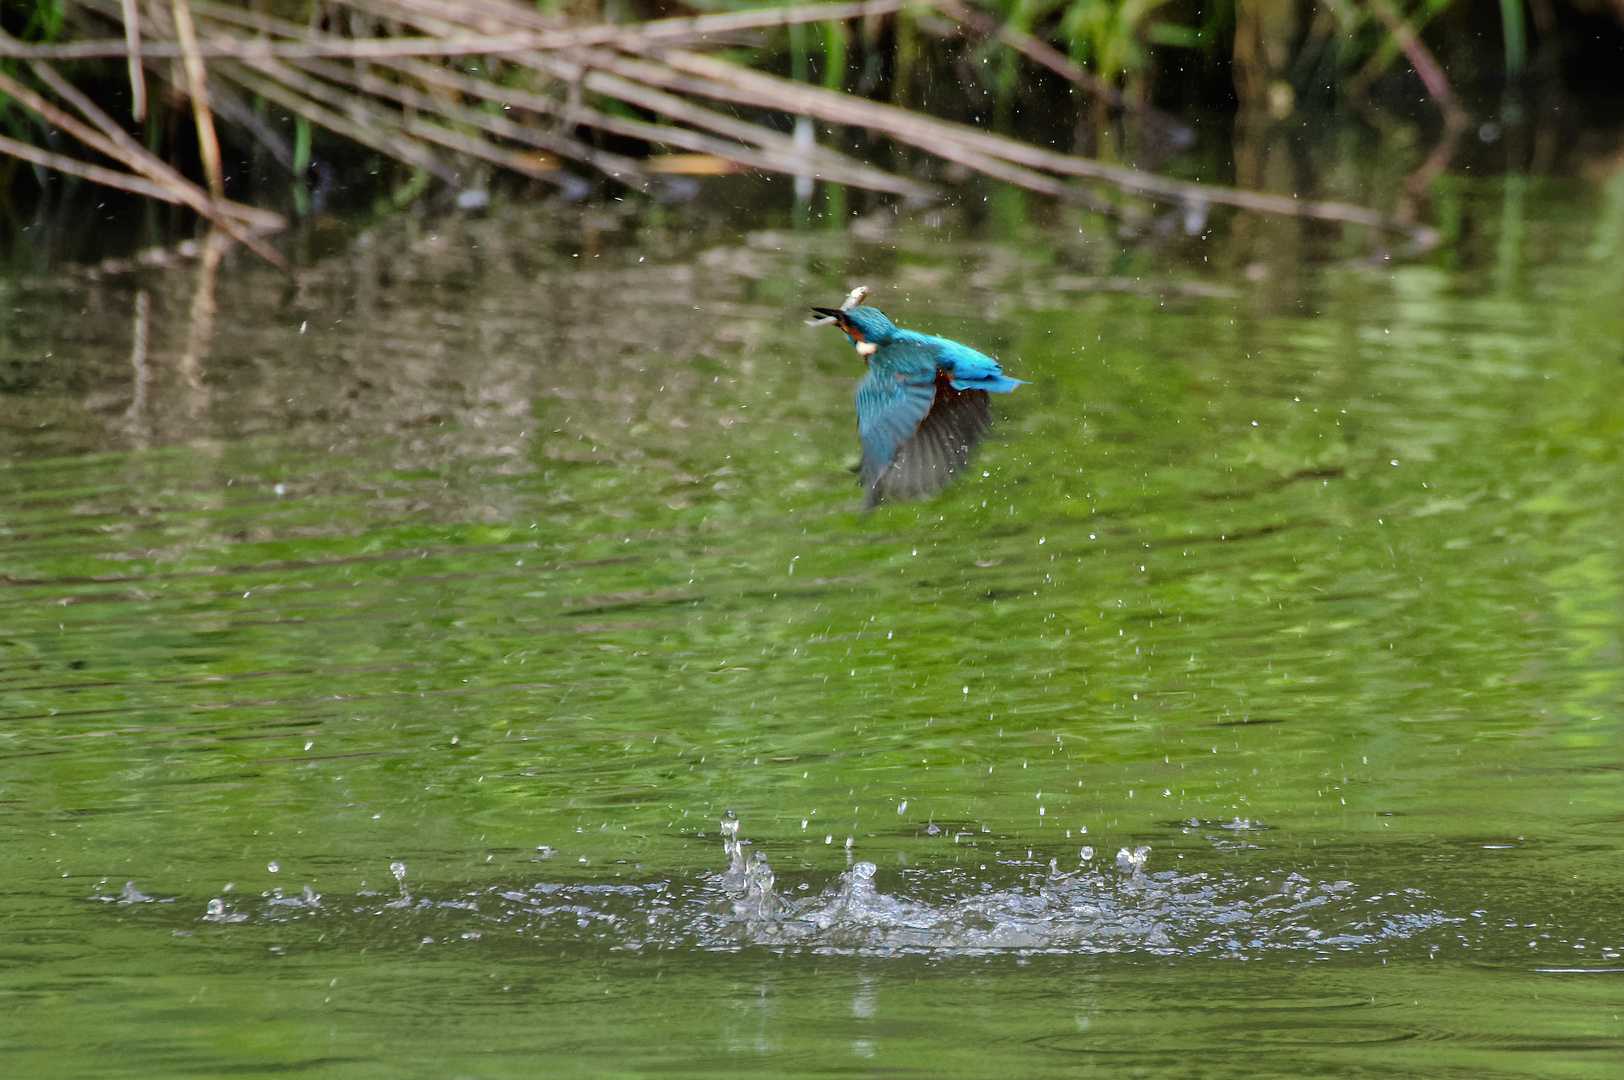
810,287 -> 1023,510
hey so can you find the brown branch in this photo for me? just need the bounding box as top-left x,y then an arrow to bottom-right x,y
10,0 -> 911,59
189,2 -> 641,188
0,131 -> 178,201
564,48 -> 1113,211
524,55 -> 933,198
0,60 -> 286,264
221,59 -> 463,186
1402,115 -> 1467,200
630,49 -> 1435,240
171,0 -> 225,198
934,0 -> 1104,93
287,56 -> 647,187
178,229 -> 228,411
185,1 -> 612,184
189,0 -> 931,197
308,51 -> 921,196
389,56 -> 890,193
617,0 -> 908,43
22,0 -> 1432,247
323,0 -> 1429,237
21,57 -> 282,234
195,5 -> 632,190
122,290 -> 152,440
275,0 -> 1128,212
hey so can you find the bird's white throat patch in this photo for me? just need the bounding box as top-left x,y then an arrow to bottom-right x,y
854,341 -> 878,356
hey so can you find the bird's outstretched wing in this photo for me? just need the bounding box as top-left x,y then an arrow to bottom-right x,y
855,339 -> 993,509
868,384 -> 990,509
854,341 -> 937,495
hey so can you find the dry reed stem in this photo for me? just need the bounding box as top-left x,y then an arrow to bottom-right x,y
427,46 -> 925,195
0,131 -> 178,201
571,47 -> 1117,211
6,0 -> 908,59
171,0 -> 226,198
223,0 -> 892,191
199,3 -> 645,186
519,57 -> 932,197
296,0 -> 1423,235
180,228 -> 229,397
384,57 -> 867,192
655,50 -> 1433,240
118,0 -> 146,120
182,1 -> 628,182
367,0 -> 559,35
0,60 -> 285,264
339,0 -> 1427,236
191,0 -> 929,197
2,0 -> 1438,250
288,55 -> 648,186
223,59 -> 463,185
22,57 -> 282,233
330,0 -> 937,197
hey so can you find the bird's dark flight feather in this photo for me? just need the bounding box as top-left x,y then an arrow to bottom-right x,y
864,378 -> 991,509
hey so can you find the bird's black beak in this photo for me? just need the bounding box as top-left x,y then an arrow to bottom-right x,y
808,306 -> 845,325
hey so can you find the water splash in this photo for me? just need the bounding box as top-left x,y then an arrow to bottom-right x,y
1115,845 -> 1152,874
717,811 -> 746,892
268,885 -> 321,909
386,860 -> 412,908
109,816 -> 1460,958
203,897 -> 248,923
487,817 -> 1460,957
87,881 -> 167,904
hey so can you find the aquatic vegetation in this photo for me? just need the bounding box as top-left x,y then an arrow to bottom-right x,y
1000,0 -> 1189,99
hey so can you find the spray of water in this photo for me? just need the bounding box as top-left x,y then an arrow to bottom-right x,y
108,815 -> 1459,958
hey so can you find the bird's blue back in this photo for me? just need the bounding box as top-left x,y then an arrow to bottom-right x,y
881,328 -> 1023,393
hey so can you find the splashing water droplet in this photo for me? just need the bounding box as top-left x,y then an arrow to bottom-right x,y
719,812 -> 746,890
202,897 -> 247,923
385,860 -> 412,907
1115,845 -> 1151,875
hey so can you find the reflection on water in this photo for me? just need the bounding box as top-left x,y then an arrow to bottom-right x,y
5,159 -> 1624,1077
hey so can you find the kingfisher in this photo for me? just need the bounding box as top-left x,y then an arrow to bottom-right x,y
810,286 -> 1023,510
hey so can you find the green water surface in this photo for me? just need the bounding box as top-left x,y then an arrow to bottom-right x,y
3,169 -> 1624,1077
